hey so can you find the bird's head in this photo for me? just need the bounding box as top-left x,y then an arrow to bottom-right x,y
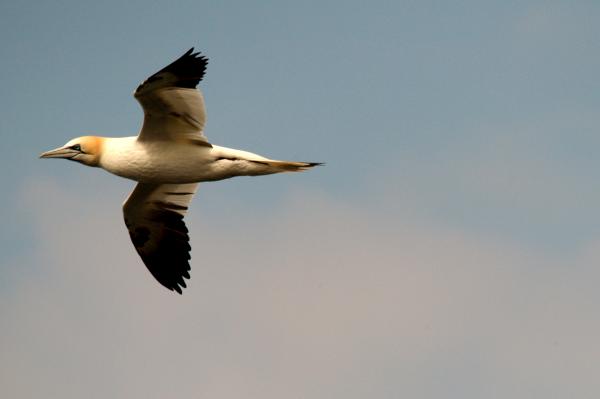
40,136 -> 104,167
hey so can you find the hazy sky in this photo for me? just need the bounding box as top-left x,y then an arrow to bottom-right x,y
2,1 -> 600,398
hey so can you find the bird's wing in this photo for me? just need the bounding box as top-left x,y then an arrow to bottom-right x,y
123,182 -> 199,294
134,48 -> 211,146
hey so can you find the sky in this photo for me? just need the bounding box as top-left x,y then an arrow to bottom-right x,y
2,0 -> 600,397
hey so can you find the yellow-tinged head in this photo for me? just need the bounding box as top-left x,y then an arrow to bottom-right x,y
40,136 -> 105,167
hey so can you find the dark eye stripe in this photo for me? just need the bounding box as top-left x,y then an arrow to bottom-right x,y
70,144 -> 82,151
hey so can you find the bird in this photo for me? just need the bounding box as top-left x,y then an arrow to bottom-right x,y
40,48 -> 321,294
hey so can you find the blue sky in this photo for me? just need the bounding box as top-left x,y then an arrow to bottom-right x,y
2,1 -> 600,398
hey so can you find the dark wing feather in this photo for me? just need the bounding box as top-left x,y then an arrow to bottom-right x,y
123,183 -> 199,294
134,48 -> 211,144
135,48 -> 208,93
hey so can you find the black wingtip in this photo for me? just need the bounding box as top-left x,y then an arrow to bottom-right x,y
137,47 -> 209,93
180,47 -> 204,58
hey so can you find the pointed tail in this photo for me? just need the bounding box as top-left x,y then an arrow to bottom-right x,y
261,160 -> 324,172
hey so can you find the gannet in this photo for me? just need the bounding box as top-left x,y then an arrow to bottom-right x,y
40,48 -> 321,294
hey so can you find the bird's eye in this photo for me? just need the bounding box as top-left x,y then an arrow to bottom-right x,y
70,144 -> 82,151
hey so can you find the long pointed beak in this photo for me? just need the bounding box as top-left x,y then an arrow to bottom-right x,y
39,147 -> 77,159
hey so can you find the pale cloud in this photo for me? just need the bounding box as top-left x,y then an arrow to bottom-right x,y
2,176 -> 600,398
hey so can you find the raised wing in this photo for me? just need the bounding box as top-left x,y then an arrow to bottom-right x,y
123,182 -> 199,294
134,48 -> 211,145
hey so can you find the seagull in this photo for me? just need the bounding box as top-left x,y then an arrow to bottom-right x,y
40,48 -> 321,294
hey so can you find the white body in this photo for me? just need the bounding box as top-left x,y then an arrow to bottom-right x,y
100,137 -> 277,184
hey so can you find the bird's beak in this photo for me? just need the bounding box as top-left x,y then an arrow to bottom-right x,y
39,147 -> 77,159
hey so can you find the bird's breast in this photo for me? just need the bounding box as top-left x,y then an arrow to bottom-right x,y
99,138 -> 213,183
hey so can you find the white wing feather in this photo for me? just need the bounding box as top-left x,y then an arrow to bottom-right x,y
133,48 -> 211,145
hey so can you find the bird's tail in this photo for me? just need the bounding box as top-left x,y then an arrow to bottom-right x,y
261,160 -> 324,172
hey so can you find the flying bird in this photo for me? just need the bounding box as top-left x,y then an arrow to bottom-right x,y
40,48 -> 321,294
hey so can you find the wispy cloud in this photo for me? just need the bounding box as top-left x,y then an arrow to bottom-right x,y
2,176 -> 600,398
